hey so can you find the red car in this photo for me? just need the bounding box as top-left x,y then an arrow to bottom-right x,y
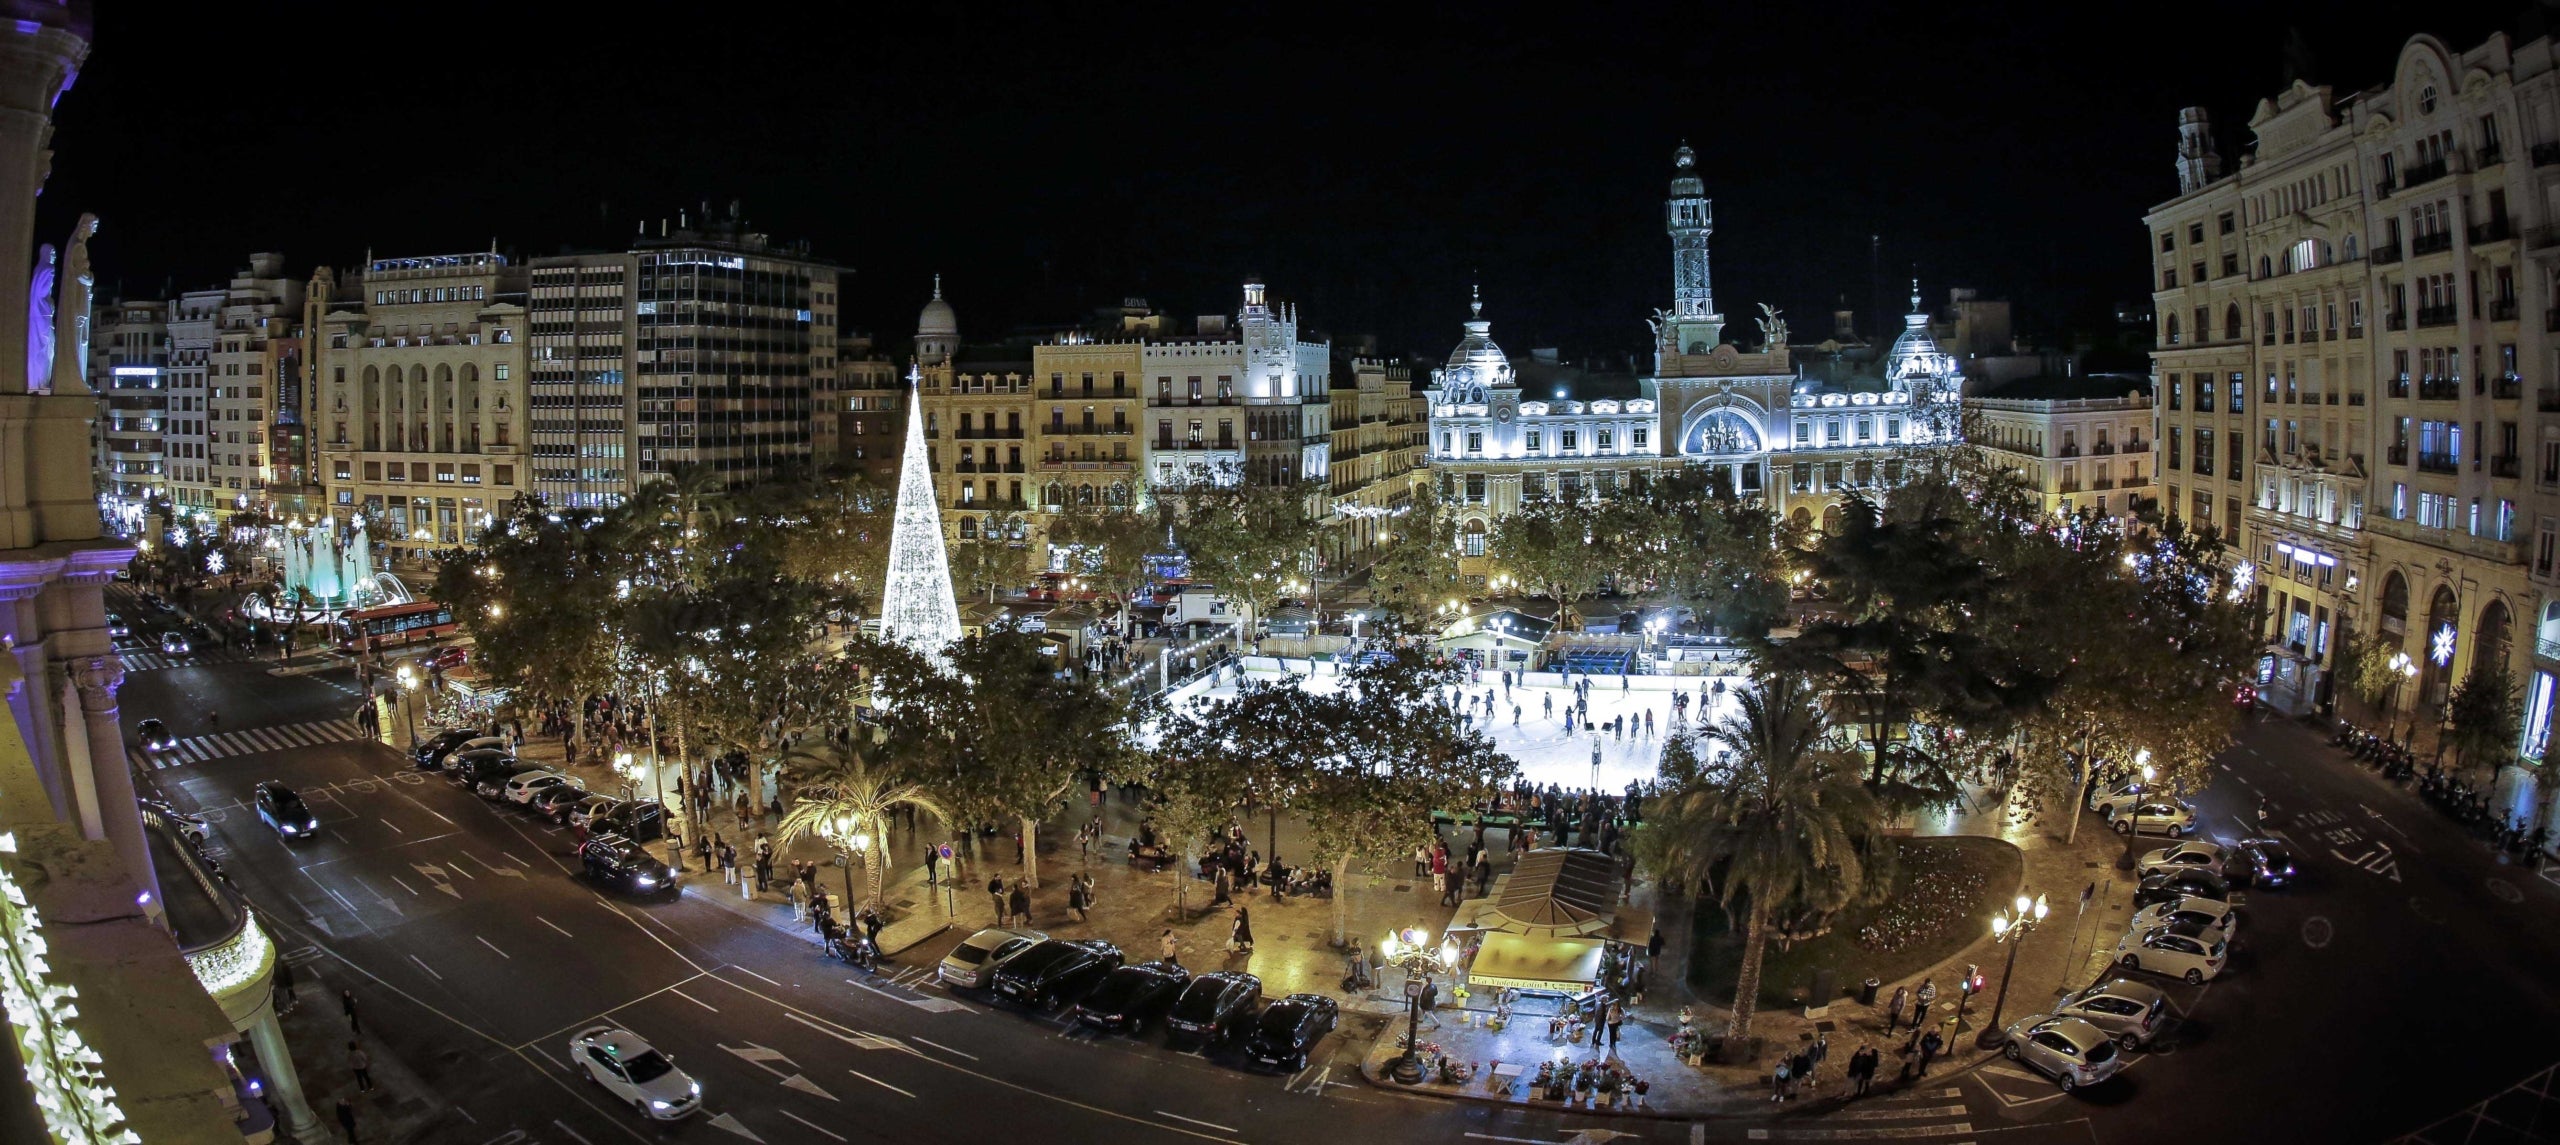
422,646 -> 469,671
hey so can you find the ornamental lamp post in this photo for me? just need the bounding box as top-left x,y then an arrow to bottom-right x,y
394,663 -> 420,751
1975,892 -> 2050,1049
1379,928 -> 1454,1085
2117,752 -> 2155,869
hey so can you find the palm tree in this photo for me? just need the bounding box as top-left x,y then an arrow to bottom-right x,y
1636,671 -> 1883,1043
774,742 -> 948,912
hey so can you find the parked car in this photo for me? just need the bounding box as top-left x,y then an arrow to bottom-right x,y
2130,895 -> 2240,943
1998,1016 -> 2126,1091
140,798 -> 208,845
593,801 -> 667,843
990,939 -> 1123,1009
159,631 -> 190,655
2042,978 -> 2171,1049
1244,992 -> 1339,1070
2231,837 -> 2298,887
454,752 -> 524,791
1165,971 -> 1261,1044
565,795 -> 624,831
254,782 -> 319,840
2108,798 -> 2197,837
580,835 -> 677,897
567,1025 -> 700,1119
135,717 -> 174,752
2114,919 -> 2230,984
2136,841 -> 2229,879
2084,776 -> 2147,817
413,729 -> 489,769
937,927 -> 1048,990
476,764 -> 550,801
1074,961 -> 1190,1034
421,646 -> 469,671
2134,868 -> 2231,908
529,783 -> 594,821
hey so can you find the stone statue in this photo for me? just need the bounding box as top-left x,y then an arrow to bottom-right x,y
26,242 -> 54,392
1755,302 -> 1788,349
55,213 -> 96,394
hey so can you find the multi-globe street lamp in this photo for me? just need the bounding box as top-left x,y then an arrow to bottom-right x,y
818,811 -> 875,914
1975,892 -> 2051,1049
393,663 -> 420,751
2117,751 -> 2156,869
1378,927 -> 1457,1085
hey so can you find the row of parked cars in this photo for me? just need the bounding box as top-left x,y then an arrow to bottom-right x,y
411,728 -> 676,896
935,927 -> 1341,1070
1996,785 -> 2305,1091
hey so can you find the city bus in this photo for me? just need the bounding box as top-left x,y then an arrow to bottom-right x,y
335,601 -> 456,653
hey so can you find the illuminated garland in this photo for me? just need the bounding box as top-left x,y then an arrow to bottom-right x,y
0,832 -> 144,1144
184,908 -> 273,999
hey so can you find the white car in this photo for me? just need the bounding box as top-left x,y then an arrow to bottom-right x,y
2046,978 -> 2171,1049
568,1026 -> 700,1120
938,927 -> 1047,989
2130,894 -> 2240,943
1998,1016 -> 2126,1091
2136,840 -> 2228,879
2108,798 -> 2197,838
2114,919 -> 2230,984
159,631 -> 190,655
2085,776 -> 2147,817
503,770 -> 575,805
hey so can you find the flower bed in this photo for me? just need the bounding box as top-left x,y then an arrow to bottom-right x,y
1688,835 -> 2020,1008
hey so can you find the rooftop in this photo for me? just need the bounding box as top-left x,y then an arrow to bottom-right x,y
1973,373 -> 2153,403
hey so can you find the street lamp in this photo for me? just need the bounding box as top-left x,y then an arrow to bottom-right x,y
818,811 -> 874,913
613,751 -> 639,802
1377,927 -> 1456,1085
393,663 -> 420,752
1974,892 -> 2050,1049
2387,650 -> 2420,741
2118,752 -> 2157,869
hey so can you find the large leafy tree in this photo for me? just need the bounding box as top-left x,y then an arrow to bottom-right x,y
2445,669 -> 2523,773
1046,494 -> 1165,639
431,501 -> 626,755
1632,671 -> 1884,1041
1488,492 -> 1610,630
949,509 -> 1028,605
1363,488 -> 1465,622
1624,468 -> 1796,639
1171,481 -> 1318,648
775,742 -> 949,910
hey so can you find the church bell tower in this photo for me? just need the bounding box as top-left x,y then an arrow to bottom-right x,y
1661,143 -> 1724,357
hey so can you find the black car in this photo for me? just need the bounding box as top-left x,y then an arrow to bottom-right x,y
254,781 -> 320,840
990,939 -> 1124,1009
579,834 -> 676,897
2232,837 -> 2298,887
1244,992 -> 1339,1070
135,718 -> 174,752
1165,971 -> 1260,1043
2134,868 -> 2231,908
593,801 -> 668,843
1075,961 -> 1190,1034
528,782 -> 593,821
448,749 -> 518,787
414,728 -> 479,769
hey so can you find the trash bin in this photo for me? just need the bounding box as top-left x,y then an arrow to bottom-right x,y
1859,977 -> 1882,1006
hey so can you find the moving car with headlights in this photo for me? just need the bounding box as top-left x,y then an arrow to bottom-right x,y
159,630 -> 190,655
1998,1015 -> 2125,1091
254,782 -> 319,840
141,797 -> 208,845
2134,868 -> 2231,908
2114,918 -> 2230,983
938,927 -> 1048,989
2232,837 -> 2298,887
990,938 -> 1124,1009
568,1025 -> 699,1119
1165,971 -> 1261,1044
2107,798 -> 2196,837
1244,992 -> 1338,1070
2130,895 -> 2239,942
2136,840 -> 2228,879
2043,978 -> 2170,1049
580,835 -> 676,897
1074,960 -> 1190,1033
106,614 -> 129,637
135,717 -> 174,753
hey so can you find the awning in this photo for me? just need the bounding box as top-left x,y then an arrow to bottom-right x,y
1467,931 -> 1605,992
1491,847 -> 1622,937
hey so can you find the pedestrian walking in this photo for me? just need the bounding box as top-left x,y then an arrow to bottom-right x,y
1230,906 -> 1254,954
1885,984 -> 1907,1034
348,1042 -> 373,1091
1851,1044 -> 1878,1096
1808,1033 -> 1828,1093
1068,878 -> 1089,921
1160,929 -> 1181,966
989,876 -> 1008,925
1913,978 -> 1936,1028
787,877 -> 806,921
1770,1056 -> 1789,1102
1916,1028 -> 1944,1076
1212,864 -> 1233,906
336,1099 -> 359,1144
754,854 -> 773,894
1008,880 -> 1031,927
1605,1000 -> 1624,1050
341,989 -> 361,1036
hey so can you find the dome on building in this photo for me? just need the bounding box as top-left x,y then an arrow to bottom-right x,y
1885,278 -> 1955,388
917,274 -> 957,339
1439,287 -> 1512,402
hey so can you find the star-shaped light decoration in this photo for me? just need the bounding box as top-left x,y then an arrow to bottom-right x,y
2226,560 -> 2255,602
205,551 -> 224,575
2431,623 -> 2457,666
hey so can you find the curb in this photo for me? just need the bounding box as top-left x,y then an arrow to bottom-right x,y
1350,1044 -> 1752,1121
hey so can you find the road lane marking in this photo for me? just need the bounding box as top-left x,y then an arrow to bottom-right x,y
477,936 -> 510,959
778,1111 -> 844,1141
668,988 -> 718,1012
410,954 -> 443,980
730,966 -> 782,987
380,817 -> 404,835
538,916 -> 574,938
1157,1113 -> 1237,1134
550,1121 -> 594,1145
323,884 -> 359,914
910,1036 -> 977,1060
845,1068 -> 915,1098
1830,1104 -> 1969,1120
503,850 -> 532,867
390,876 -> 418,896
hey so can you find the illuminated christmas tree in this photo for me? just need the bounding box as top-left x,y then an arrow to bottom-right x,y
878,365 -> 963,661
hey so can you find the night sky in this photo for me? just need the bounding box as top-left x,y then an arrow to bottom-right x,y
37,2 -> 2524,366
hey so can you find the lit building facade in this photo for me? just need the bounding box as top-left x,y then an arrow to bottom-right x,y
90,299 -> 170,514
1323,355 -> 1429,563
202,254 -> 301,516
1427,146 -> 1962,580
1963,376 -> 2157,523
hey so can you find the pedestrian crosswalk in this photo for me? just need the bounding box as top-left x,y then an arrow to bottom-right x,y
117,647 -> 255,673
1744,1087 -> 1974,1141
135,718 -> 374,768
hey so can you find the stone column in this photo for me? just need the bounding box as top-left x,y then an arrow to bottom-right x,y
243,1005 -> 328,1143
71,651 -> 152,905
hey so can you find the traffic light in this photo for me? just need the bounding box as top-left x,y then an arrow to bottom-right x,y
1963,964 -> 1984,995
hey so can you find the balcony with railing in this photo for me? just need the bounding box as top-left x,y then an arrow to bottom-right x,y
2091,441 -> 2115,455
2121,437 -> 2148,454
2538,141 -> 2560,167
2417,450 -> 2460,474
2493,454 -> 2522,478
2388,311 -> 2410,331
2390,374 -> 2413,399
2416,304 -> 2458,328
2388,444 -> 2412,466
2404,157 -> 2450,188
2412,231 -> 2455,257
2057,445 -> 2082,458
2376,175 -> 2399,199
2496,374 -> 2523,400
2481,143 -> 2506,167
2474,218 -> 2515,245
2370,241 -> 2403,265
2417,376 -> 2462,400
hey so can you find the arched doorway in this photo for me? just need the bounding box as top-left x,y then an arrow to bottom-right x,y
2379,570 -> 2409,648
1820,503 -> 1843,535
2421,585 -> 2460,711
1463,518 -> 1487,558
2474,599 -> 2513,683
1789,506 -> 1812,535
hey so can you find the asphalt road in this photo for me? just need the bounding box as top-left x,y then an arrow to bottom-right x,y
117,638 -> 2560,1145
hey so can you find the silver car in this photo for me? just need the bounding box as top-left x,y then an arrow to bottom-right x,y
938,927 -> 1047,989
567,1025 -> 700,1119
1999,1015 -> 2125,1091
2108,798 -> 2197,838
2047,978 -> 2171,1049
